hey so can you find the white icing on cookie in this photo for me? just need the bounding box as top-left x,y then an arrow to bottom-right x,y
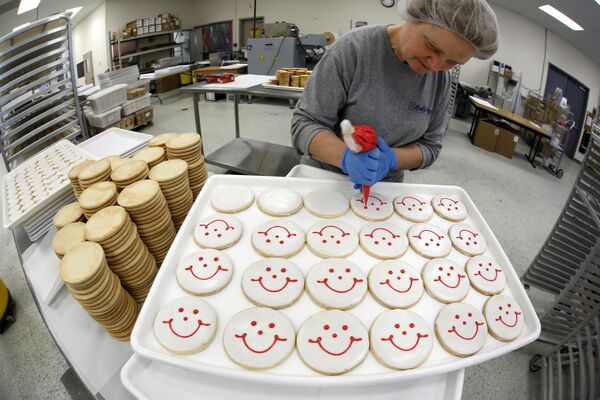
368,260 -> 424,308
176,250 -> 233,295
257,188 -> 303,216
449,223 -> 487,256
251,219 -> 305,258
370,309 -> 433,370
350,192 -> 394,221
242,258 -> 304,309
194,214 -> 243,249
304,189 -> 349,218
408,223 -> 452,259
211,185 -> 254,213
394,194 -> 434,222
153,296 -> 218,355
432,195 -> 467,221
484,295 -> 524,341
306,220 -> 358,258
306,259 -> 367,310
466,256 -> 506,295
435,303 -> 487,357
223,307 -> 295,370
359,221 -> 408,259
297,310 -> 369,375
422,258 -> 470,303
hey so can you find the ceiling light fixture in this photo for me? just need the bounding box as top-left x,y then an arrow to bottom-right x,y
66,7 -> 82,18
17,0 -> 41,15
539,5 -> 584,31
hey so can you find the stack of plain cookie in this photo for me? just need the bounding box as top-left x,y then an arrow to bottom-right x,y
77,159 -> 111,190
149,160 -> 193,230
68,160 -> 95,198
165,133 -> 207,198
132,147 -> 166,168
78,181 -> 118,219
110,160 -> 149,191
52,222 -> 86,259
52,202 -> 85,229
148,133 -> 178,149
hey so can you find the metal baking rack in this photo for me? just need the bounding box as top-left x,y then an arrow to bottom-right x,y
0,13 -> 87,171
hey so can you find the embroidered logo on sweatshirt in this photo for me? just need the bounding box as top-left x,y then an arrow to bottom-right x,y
409,102 -> 432,115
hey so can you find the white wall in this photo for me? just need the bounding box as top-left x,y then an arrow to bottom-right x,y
73,2 -> 108,83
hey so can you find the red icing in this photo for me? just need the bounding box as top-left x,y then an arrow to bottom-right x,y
234,333 -> 287,353
162,318 -> 211,339
312,225 -> 350,237
412,229 -> 444,240
456,229 -> 478,241
356,195 -> 387,208
434,274 -> 466,288
447,321 -> 484,340
198,219 -> 235,231
474,269 -> 502,282
250,276 -> 298,292
381,333 -> 429,351
380,277 -> 419,293
316,277 -> 363,293
308,336 -> 363,356
364,227 -> 400,240
437,197 -> 459,207
352,125 -> 377,151
185,265 -> 228,280
258,225 -> 297,238
397,196 -> 425,207
495,312 -> 522,328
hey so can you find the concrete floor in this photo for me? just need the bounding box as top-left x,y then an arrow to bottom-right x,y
0,91 -> 581,399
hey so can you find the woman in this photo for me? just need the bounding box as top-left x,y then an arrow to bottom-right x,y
291,0 -> 499,186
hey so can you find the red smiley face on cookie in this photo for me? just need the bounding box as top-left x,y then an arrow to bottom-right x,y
484,295 -> 525,341
466,256 -> 506,295
242,258 -> 305,309
449,223 -> 487,256
422,258 -> 470,303
350,192 -> 394,221
435,303 -> 487,356
251,220 -> 305,258
307,220 -> 358,258
394,194 -> 434,222
176,249 -> 234,295
306,259 -> 367,310
359,221 -> 408,259
194,214 -> 243,249
408,223 -> 452,258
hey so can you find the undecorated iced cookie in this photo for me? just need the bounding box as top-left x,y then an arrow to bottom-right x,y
449,223 -> 487,256
408,223 -> 452,259
368,260 -> 424,308
466,256 -> 506,295
422,258 -> 470,303
194,214 -> 243,249
223,307 -> 295,370
153,296 -> 218,355
394,194 -> 434,222
306,220 -> 358,258
483,294 -> 524,342
242,258 -> 304,309
304,189 -> 349,218
176,249 -> 233,295
257,188 -> 303,216
306,259 -> 367,310
432,195 -> 468,221
435,303 -> 487,357
251,219 -> 305,258
370,309 -> 433,370
359,221 -> 408,259
350,192 -> 394,221
297,310 -> 369,375
211,185 -> 254,213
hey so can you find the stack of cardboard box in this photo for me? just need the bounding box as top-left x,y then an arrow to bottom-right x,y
473,120 -> 520,159
118,14 -> 181,39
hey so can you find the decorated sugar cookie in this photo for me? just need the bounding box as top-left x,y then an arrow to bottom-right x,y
304,189 -> 349,218
350,192 -> 394,221
483,295 -> 524,342
176,250 -> 233,295
211,185 -> 255,213
194,214 -> 243,249
306,220 -> 358,258
422,258 -> 470,303
408,223 -> 452,259
223,307 -> 295,370
368,260 -> 424,308
306,259 -> 367,310
251,220 -> 305,258
394,194 -> 434,222
370,309 -> 433,370
257,188 -> 303,216
359,221 -> 408,259
435,303 -> 487,357
449,223 -> 487,256
432,195 -> 467,221
153,296 -> 218,355
242,258 -> 304,309
466,256 -> 506,295
296,310 -> 369,375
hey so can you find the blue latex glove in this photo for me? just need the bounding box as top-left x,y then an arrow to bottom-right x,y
341,147 -> 381,188
375,137 -> 397,182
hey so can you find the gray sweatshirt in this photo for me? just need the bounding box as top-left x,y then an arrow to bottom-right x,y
291,25 -> 451,182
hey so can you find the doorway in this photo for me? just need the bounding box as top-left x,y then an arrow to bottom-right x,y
239,17 -> 264,49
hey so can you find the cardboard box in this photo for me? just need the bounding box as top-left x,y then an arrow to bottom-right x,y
155,74 -> 180,93
473,120 -> 499,152
143,18 -> 150,26
156,24 -> 162,32
494,128 -> 519,159
136,19 -> 143,28
142,26 -> 149,34
127,87 -> 146,100
134,107 -> 153,126
149,25 -> 155,33
120,115 -> 135,130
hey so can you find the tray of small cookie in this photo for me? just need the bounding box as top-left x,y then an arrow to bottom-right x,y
130,174 -> 540,387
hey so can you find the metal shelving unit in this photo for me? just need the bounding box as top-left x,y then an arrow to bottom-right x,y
447,65 -> 461,119
0,14 -> 87,171
109,30 -> 183,71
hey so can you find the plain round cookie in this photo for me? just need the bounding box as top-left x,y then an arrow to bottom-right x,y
422,258 -> 470,303
394,194 -> 434,222
223,307 -> 295,370
153,296 -> 218,355
304,189 -> 349,218
306,220 -> 358,258
370,309 -> 434,370
432,195 -> 468,221
435,303 -> 487,357
408,223 -> 452,259
257,188 -> 303,216
297,310 -> 369,375
211,185 -> 254,213
242,258 -> 304,309
176,249 -> 233,295
483,294 -> 524,342
350,192 -> 394,221
306,259 -> 367,310
53,202 -> 84,229
359,221 -> 408,259
251,219 -> 305,258
368,260 -> 424,309
449,223 -> 487,256
194,214 -> 243,249
466,256 -> 506,295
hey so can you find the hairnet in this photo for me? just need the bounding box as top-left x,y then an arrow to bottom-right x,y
402,0 -> 499,59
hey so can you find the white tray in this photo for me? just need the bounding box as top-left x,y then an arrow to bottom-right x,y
78,128 -> 152,159
262,83 -> 304,92
131,175 -> 540,386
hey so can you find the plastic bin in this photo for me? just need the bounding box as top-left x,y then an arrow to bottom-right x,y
88,84 -> 128,113
87,106 -> 122,128
121,94 -> 151,116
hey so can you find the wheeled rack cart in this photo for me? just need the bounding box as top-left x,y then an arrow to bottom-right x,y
543,119 -> 575,179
